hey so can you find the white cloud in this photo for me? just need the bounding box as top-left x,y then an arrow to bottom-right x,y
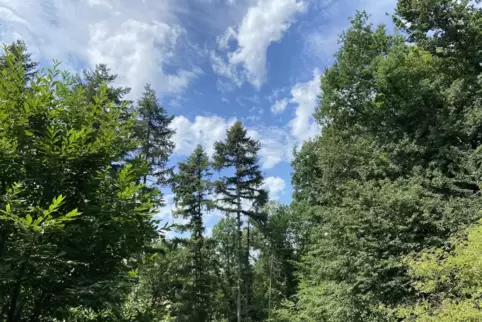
210,51 -> 243,88
213,0 -> 306,88
217,26 -> 237,49
289,69 -> 321,143
271,98 -> 289,114
248,127 -> 294,168
87,19 -> 200,97
263,176 -> 286,200
170,67 -> 322,168
221,97 -> 231,104
0,0 -> 199,98
171,115 -> 237,157
172,115 -> 293,169
86,0 -> 113,9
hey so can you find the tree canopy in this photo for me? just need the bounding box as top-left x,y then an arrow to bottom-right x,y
1,0 -> 481,321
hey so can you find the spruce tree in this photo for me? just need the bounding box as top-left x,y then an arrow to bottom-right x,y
0,40 -> 38,84
211,216 -> 238,321
75,64 -> 133,130
136,83 -> 175,189
213,121 -> 267,322
79,63 -> 131,106
172,144 -> 213,321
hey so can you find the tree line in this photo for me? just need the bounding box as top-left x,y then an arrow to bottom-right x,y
1,0 -> 482,321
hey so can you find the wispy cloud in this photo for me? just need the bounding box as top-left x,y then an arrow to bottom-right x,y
212,0 -> 306,88
271,98 -> 289,114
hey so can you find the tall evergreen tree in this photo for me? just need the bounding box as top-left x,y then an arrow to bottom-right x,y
136,83 -> 175,189
213,121 -> 267,322
250,203 -> 307,321
0,40 -> 38,84
78,63 -> 131,106
172,144 -> 213,321
75,64 -> 133,133
211,215 -> 238,322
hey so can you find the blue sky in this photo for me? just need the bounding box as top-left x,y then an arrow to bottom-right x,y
0,0 -> 397,235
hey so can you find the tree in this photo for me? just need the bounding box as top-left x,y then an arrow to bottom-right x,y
213,121 -> 268,322
392,216 -> 482,321
284,6 -> 482,321
211,216 -> 238,322
136,83 -> 175,189
136,240 -> 193,321
78,63 -> 131,106
171,144 -> 214,321
250,203 -> 307,321
0,47 -> 158,321
0,40 -> 38,84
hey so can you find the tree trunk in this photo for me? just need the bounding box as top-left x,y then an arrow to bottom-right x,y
195,163 -> 205,321
236,164 -> 242,322
29,291 -> 46,322
6,277 -> 22,322
236,209 -> 242,322
245,219 -> 250,322
143,116 -> 151,185
268,254 -> 273,321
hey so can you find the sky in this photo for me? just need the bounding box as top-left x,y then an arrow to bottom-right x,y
0,0 -> 398,235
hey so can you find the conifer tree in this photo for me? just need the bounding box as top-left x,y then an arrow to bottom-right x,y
79,63 -> 131,106
0,40 -> 38,84
213,121 -> 267,322
136,83 -> 175,189
211,216 -> 238,321
172,144 -> 213,321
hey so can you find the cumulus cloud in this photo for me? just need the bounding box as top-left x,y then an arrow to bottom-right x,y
263,176 -> 286,200
171,115 -> 237,157
248,127 -> 294,168
171,115 -> 293,169
289,69 -> 321,143
0,0 -> 200,98
169,67 -> 322,169
212,0 -> 306,88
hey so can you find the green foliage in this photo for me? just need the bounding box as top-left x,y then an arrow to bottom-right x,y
285,4 -> 482,321
171,145 -> 214,321
391,216 -> 482,321
2,0 -> 481,320
213,121 -> 268,322
211,216 -> 238,321
76,63 -> 131,106
0,45 -> 158,321
172,144 -> 213,229
213,121 -> 268,220
135,83 -> 175,188
251,203 -> 308,321
0,40 -> 38,84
